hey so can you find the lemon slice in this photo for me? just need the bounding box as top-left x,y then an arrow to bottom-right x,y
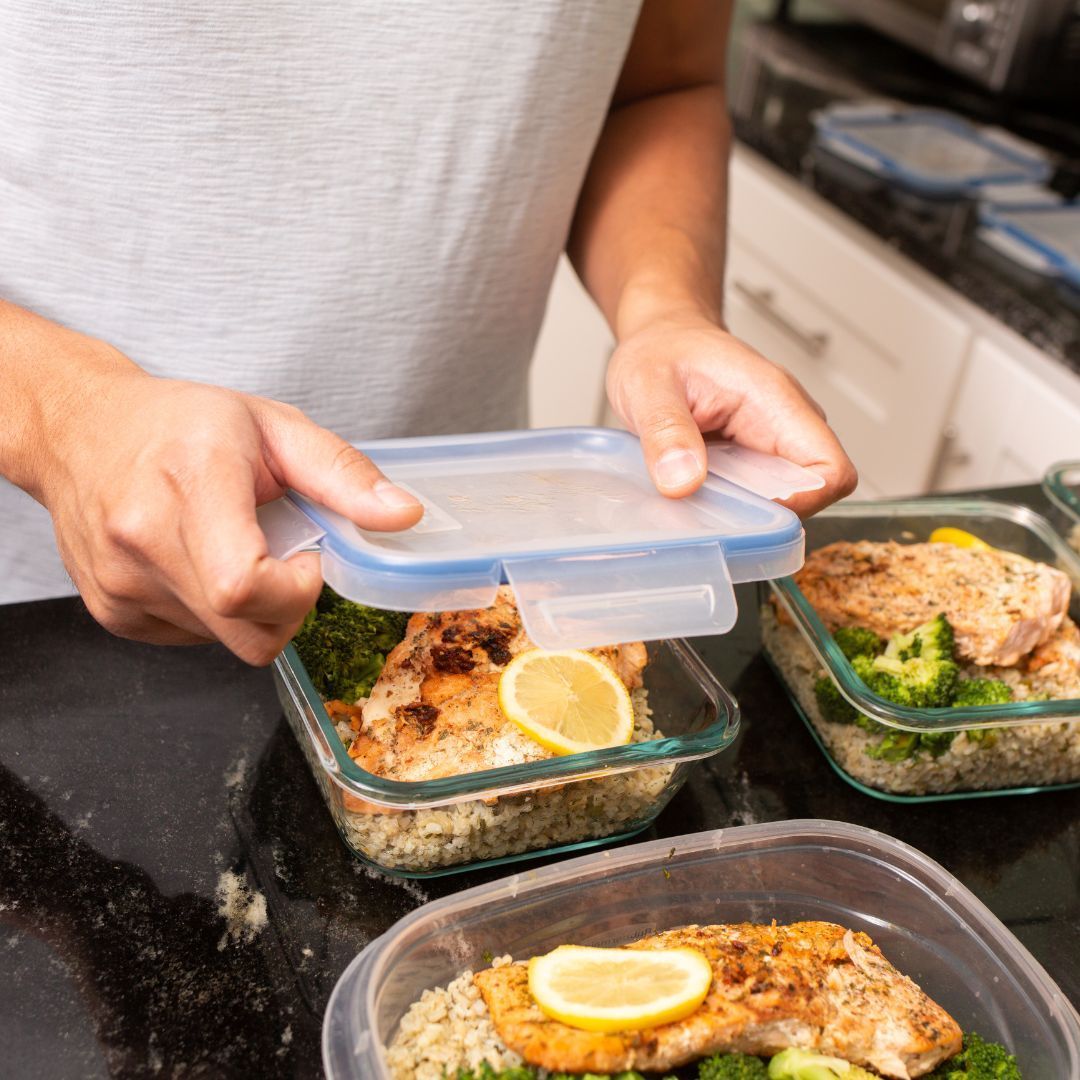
498,649 -> 633,755
929,526 -> 991,550
528,945 -> 713,1033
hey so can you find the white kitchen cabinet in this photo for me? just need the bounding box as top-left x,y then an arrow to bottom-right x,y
726,147 -> 972,498
531,146 -> 1080,495
529,256 -> 612,429
934,336 -> 1080,492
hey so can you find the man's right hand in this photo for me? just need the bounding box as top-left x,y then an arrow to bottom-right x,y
1,302 -> 422,665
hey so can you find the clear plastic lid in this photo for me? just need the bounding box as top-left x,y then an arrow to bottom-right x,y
814,106 -> 1050,196
257,427 -> 811,649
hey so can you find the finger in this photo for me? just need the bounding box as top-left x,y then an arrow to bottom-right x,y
257,403 -> 424,532
81,588 -> 217,646
176,457 -> 325,624
625,368 -> 708,498
207,610 -> 313,668
773,421 -> 858,518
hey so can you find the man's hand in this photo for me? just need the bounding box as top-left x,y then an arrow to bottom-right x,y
569,2 -> 857,518
607,311 -> 857,517
6,318 -> 422,665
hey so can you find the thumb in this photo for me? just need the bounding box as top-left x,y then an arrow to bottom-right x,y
626,371 -> 708,498
257,402 -> 424,532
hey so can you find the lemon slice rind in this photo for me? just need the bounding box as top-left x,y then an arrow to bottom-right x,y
498,648 -> 634,756
527,944 -> 713,1033
929,526 -> 992,551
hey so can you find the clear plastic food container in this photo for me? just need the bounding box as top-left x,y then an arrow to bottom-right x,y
1045,462 -> 1080,557
759,498 -> 1080,802
272,637 -> 736,877
322,820 -> 1080,1080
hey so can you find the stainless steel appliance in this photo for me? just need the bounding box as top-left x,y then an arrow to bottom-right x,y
817,0 -> 1080,95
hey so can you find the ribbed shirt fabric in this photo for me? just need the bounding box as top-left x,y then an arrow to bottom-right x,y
0,0 -> 639,600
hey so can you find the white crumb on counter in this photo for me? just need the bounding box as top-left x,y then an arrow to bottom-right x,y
215,870 -> 268,948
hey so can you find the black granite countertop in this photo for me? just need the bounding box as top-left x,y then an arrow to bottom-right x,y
729,18 -> 1080,374
1,485 -> 1078,1079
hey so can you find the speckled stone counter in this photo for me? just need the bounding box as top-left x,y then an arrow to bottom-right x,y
1,484 -> 1078,1078
730,18 -> 1080,374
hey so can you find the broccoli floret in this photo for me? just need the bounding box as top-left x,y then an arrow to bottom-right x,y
885,614 -> 956,663
292,586 -> 409,702
918,730 -> 958,758
814,675 -> 858,725
767,1048 -> 876,1078
832,626 -> 885,662
865,730 -> 921,761
698,1052 -> 770,1079
870,655 -> 959,709
924,1031 -> 1022,1078
952,679 -> 1014,708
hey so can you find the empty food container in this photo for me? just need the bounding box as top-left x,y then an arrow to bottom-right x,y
1045,461 -> 1080,556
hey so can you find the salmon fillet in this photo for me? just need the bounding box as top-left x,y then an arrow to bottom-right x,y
347,587 -> 647,782
793,541 -> 1070,666
983,614 -> 1080,700
474,921 -> 961,1079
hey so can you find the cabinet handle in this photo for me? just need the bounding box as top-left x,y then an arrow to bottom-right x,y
926,424 -> 972,491
732,280 -> 830,358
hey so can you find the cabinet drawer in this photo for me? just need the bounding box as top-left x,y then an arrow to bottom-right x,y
725,240 -> 958,497
729,147 -> 970,373
935,337 -> 1080,491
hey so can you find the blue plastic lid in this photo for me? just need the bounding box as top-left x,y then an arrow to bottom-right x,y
257,428 -> 808,648
978,202 -> 1080,289
813,105 -> 1050,197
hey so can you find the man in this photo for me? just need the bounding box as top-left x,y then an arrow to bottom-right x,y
0,1 -> 855,665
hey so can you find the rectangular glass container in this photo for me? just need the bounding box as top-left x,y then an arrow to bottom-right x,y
1045,461 -> 1080,557
759,497 -> 1080,801
322,821 -> 1080,1080
272,637 -> 736,877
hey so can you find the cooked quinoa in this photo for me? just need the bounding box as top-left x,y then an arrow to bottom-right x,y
280,684 -> 673,872
385,957 -> 524,1080
761,605 -> 1080,796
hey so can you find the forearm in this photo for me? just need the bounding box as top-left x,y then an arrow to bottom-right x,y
567,82 -> 731,341
0,299 -> 139,498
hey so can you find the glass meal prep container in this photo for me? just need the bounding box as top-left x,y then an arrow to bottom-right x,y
272,636 -> 737,877
759,497 -> 1080,802
322,820 -> 1080,1080
261,427 -> 819,875
1045,461 -> 1080,558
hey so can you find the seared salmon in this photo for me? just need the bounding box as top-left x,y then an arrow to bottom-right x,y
347,587 -> 647,782
792,541 -> 1070,666
474,921 -> 962,1079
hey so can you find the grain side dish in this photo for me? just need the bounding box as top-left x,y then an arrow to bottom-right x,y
286,586 -> 673,872
385,921 -> 1021,1079
763,539 -> 1080,796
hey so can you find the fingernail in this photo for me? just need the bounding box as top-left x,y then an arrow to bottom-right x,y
374,480 -> 422,510
655,449 -> 702,492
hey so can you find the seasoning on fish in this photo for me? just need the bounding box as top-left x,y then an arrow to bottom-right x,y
474,921 -> 962,1079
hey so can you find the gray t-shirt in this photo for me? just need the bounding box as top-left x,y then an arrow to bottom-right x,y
0,0 -> 639,602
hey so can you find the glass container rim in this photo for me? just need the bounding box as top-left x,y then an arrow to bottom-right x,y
274,636 -> 738,808
1044,460 -> 1080,523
